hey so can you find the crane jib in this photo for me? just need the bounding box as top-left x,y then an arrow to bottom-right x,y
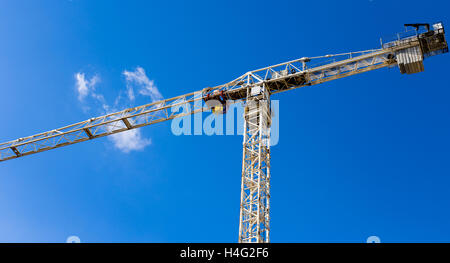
0,22 -> 447,165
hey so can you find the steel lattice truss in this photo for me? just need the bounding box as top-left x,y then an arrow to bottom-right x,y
239,90 -> 271,243
0,91 -> 206,161
0,38 -> 421,162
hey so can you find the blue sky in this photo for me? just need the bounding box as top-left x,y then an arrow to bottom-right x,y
0,0 -> 449,242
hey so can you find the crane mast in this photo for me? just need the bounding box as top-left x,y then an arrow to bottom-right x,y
0,23 -> 447,243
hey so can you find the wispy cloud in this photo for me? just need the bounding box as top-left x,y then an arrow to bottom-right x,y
123,67 -> 163,102
109,129 -> 151,153
75,72 -> 100,102
74,67 -> 163,154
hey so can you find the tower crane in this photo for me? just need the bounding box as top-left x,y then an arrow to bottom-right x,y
0,23 -> 447,243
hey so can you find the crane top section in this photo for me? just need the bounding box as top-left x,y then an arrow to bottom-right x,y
0,22 -> 447,162
203,22 -> 447,102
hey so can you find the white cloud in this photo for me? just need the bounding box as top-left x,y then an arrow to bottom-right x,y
109,129 -> 151,153
123,67 -> 163,102
74,67 -> 162,154
75,73 -> 100,102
